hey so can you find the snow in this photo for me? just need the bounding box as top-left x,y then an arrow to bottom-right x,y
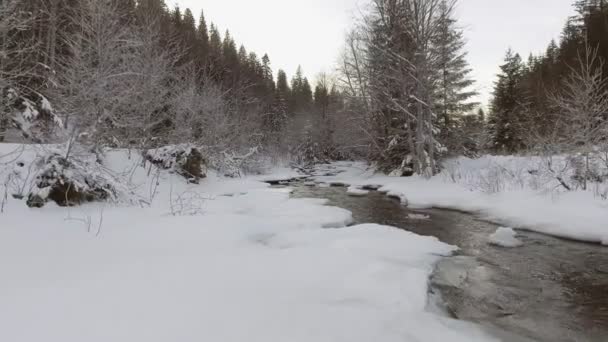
40,95 -> 53,112
0,144 -> 496,342
311,159 -> 608,246
347,186 -> 370,196
488,227 -> 523,248
408,213 -> 431,220
20,100 -> 39,121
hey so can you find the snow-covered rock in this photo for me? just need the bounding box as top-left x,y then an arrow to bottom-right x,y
347,186 -> 369,196
408,213 -> 431,220
488,228 -> 523,248
145,144 -> 207,184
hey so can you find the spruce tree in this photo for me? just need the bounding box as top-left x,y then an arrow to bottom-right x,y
432,0 -> 477,135
276,70 -> 290,97
171,5 -> 182,33
207,23 -> 222,72
181,9 -> 197,62
197,10 -> 209,59
489,49 -> 526,153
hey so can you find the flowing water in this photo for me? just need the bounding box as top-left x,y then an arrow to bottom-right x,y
285,182 -> 608,342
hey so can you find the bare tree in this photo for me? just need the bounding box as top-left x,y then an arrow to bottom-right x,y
550,43 -> 608,190
55,0 -> 182,156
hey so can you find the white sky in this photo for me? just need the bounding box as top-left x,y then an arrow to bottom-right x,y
171,0 -> 577,106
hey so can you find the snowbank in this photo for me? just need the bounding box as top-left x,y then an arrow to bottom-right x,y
311,160 -> 608,245
0,144 -> 496,342
488,227 -> 523,248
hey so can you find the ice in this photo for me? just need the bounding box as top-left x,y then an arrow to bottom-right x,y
488,227 -> 523,248
347,186 -> 369,196
408,213 -> 431,220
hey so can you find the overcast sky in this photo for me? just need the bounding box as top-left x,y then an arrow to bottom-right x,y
171,0 -> 576,106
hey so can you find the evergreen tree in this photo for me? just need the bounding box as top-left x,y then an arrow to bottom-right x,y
171,5 -> 182,33
207,23 -> 222,73
489,49 -> 526,153
432,0 -> 478,152
197,10 -> 210,67
290,66 -> 313,112
221,30 -> 239,87
261,54 -> 275,92
276,69 -> 291,98
181,8 -> 197,63
433,0 -> 477,129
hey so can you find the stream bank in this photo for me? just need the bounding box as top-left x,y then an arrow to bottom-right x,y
284,181 -> 608,342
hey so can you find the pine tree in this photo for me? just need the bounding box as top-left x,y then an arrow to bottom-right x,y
276,69 -> 290,98
489,49 -> 526,153
432,0 -> 478,151
433,0 -> 478,120
171,5 -> 182,33
181,8 -> 197,63
261,54 -> 274,91
290,66 -> 313,112
207,23 -> 222,73
222,30 -> 239,85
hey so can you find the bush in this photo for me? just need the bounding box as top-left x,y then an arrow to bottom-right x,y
26,152 -> 123,208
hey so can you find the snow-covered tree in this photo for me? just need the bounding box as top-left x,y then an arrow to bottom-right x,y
489,49 -> 527,153
550,44 -> 608,190
345,0 -> 465,176
432,0 -> 478,153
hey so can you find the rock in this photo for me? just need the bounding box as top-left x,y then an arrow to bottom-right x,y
407,213 -> 430,220
145,145 -> 207,184
489,227 -> 523,248
389,167 -> 415,177
347,187 -> 370,196
179,148 -> 206,184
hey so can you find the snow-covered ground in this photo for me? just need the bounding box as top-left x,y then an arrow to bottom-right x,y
0,144 -> 496,342
311,158 -> 608,246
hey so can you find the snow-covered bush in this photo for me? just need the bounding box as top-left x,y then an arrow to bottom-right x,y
168,188 -> 210,216
1,88 -> 63,142
145,144 -> 207,184
208,147 -> 264,178
25,149 -> 136,208
442,154 -> 608,199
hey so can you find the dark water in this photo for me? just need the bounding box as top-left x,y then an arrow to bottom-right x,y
288,183 -> 608,342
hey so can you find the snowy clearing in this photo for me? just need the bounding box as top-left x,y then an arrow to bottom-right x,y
311,158 -> 608,245
0,144 -> 496,342
488,227 -> 524,248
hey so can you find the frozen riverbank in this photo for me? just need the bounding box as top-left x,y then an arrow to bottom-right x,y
0,144 -> 495,342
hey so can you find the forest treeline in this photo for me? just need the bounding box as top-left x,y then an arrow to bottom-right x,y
0,0 -> 349,165
489,0 -> 608,155
1,0 -> 607,180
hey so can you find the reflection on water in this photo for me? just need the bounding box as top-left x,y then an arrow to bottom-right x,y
289,183 -> 608,342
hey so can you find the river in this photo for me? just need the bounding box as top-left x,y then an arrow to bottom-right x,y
283,181 -> 608,342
